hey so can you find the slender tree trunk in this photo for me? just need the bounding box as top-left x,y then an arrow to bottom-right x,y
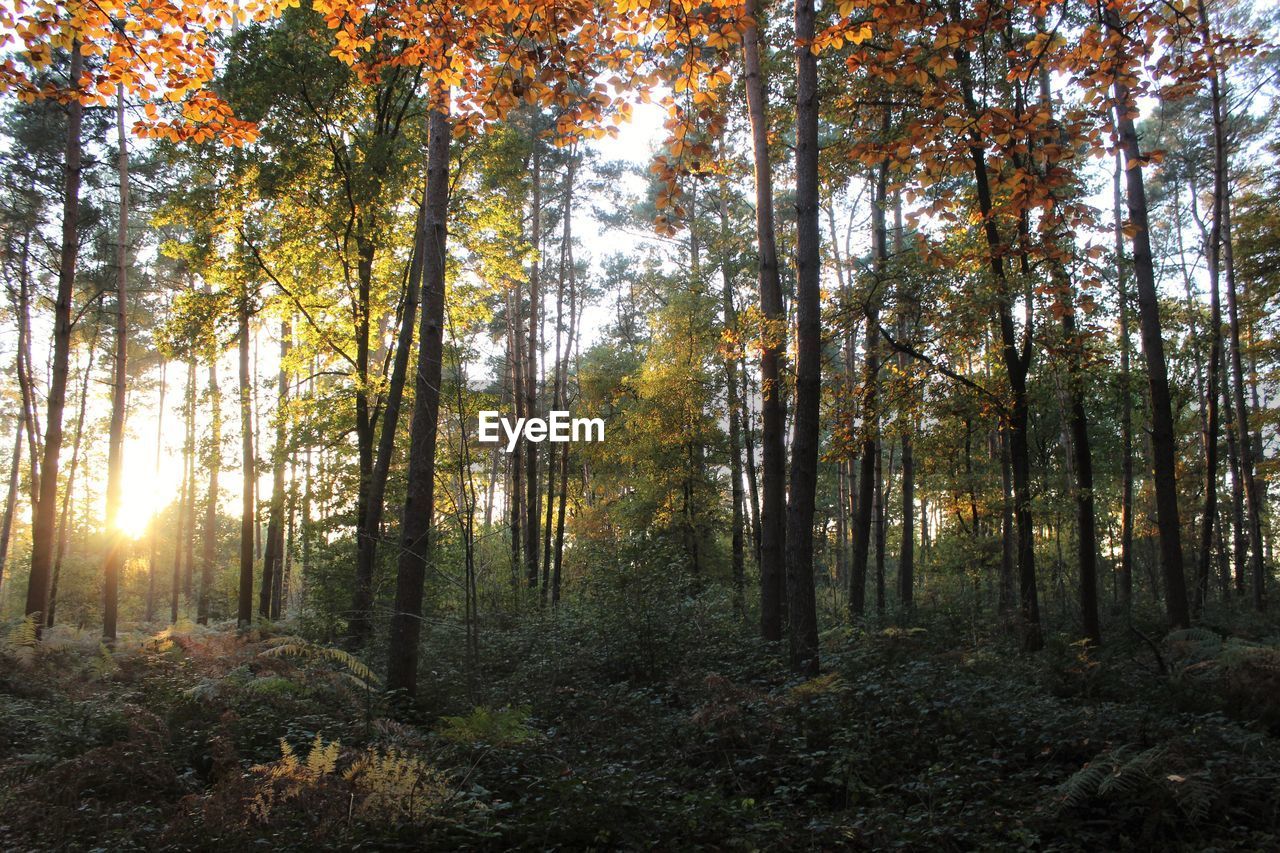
351,236 -> 377,633
172,359 -> 196,622
524,135 -> 542,591
998,422 -> 1015,615
350,192 -> 425,643
1215,113 -> 1266,611
199,358 -> 222,625
261,320 -> 290,619
543,161 -> 575,600
0,416 -> 22,597
146,361 -> 167,622
507,289 -> 524,587
552,171 -> 581,607
26,41 -> 83,630
386,107 -> 450,697
720,190 -> 747,616
852,164 -> 887,617
49,333 -> 98,628
1107,12 -> 1191,628
15,233 -> 41,512
874,438 -> 887,615
1222,350 -> 1246,595
786,0 -> 822,675
236,286 -> 255,628
1114,152 -> 1135,613
1194,0 -> 1227,616
953,27 -> 1041,648
1063,306 -> 1101,644
48,325 -> 98,625
743,0 -> 786,641
742,360 -> 762,563
101,84 -> 132,641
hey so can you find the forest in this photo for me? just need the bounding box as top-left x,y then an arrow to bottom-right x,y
0,0 -> 1279,848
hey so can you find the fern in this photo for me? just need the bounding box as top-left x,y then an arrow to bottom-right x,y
3,614 -> 38,649
88,642 -> 118,679
344,747 -> 449,823
250,735 -> 341,823
440,705 -> 534,746
259,637 -> 381,688
1057,743 -> 1217,824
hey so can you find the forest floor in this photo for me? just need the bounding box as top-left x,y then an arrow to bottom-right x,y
1,598 -> 1280,851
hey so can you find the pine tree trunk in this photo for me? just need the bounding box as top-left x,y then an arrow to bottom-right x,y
102,84 -> 132,642
524,135 -> 542,591
851,162 -> 886,618
1114,153 -> 1135,613
350,192 -> 425,643
1194,0 -> 1227,616
386,107 -> 450,697
0,415 -> 22,597
742,360 -> 762,563
172,359 -> 196,622
743,0 -> 786,642
1216,115 -> 1266,611
26,40 -> 83,631
543,161 -> 575,599
199,359 -> 221,625
47,328 -> 98,628
146,362 -> 167,622
237,288 -> 255,628
786,0 -> 822,675
261,320 -> 290,619
15,233 -> 41,510
1107,8 -> 1190,628
720,190 -> 747,616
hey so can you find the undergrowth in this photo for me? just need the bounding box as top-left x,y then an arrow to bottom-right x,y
1,599 -> 1278,851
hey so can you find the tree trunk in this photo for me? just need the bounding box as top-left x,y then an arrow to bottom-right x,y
48,332 -> 97,628
892,196 -> 915,611
743,0 -> 786,642
26,40 -> 82,631
15,233 -> 41,511
1194,0 -> 1226,616
350,191 -> 425,643
0,415 -> 22,597
851,163 -> 886,618
507,287 -> 524,587
1114,152 -> 1135,613
102,83 -> 132,641
1222,349 -> 1245,595
543,160 -> 575,600
237,287 -> 255,628
552,168 -> 581,607
953,28 -> 1041,648
1107,9 -> 1191,628
173,359 -> 196,622
386,107 -> 450,697
720,190 -> 747,616
786,0 -> 821,676
742,360 -> 762,563
199,357 -> 222,625
1215,100 -> 1266,611
874,437 -> 887,615
146,361 -> 167,622
524,134 -> 542,591
261,319 -> 290,619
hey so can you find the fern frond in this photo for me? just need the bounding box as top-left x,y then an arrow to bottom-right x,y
3,615 -> 39,650
260,638 -> 381,686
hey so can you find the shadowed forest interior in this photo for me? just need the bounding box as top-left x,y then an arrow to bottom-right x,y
1,0 -> 1280,848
